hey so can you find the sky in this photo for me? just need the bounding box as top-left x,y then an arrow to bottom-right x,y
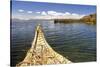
11,1 -> 96,20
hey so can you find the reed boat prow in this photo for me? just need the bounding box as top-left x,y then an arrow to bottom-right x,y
16,24 -> 72,67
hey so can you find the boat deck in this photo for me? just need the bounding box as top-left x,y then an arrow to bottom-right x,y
16,24 -> 72,67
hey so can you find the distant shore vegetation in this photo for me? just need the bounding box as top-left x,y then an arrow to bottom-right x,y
54,13 -> 96,24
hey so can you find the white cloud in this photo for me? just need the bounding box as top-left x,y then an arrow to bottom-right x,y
47,11 -> 56,15
72,13 -> 79,16
16,10 -> 85,19
41,11 -> 47,15
36,12 -> 41,14
47,11 -> 64,16
33,11 -> 85,19
47,11 -> 73,16
65,12 -> 71,15
18,9 -> 24,12
27,11 -> 32,13
55,12 -> 64,16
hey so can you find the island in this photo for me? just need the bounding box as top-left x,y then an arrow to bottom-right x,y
54,13 -> 96,24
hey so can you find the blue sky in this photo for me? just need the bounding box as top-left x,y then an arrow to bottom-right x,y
11,1 -> 96,19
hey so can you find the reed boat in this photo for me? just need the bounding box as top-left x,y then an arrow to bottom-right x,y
16,24 -> 72,67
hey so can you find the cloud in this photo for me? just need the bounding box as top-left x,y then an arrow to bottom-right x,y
36,11 -> 77,16
47,11 -> 72,16
36,12 -> 41,14
72,13 -> 79,16
34,11 -> 85,19
27,11 -> 32,13
47,11 -> 56,15
47,11 -> 64,16
16,10 -> 85,19
65,12 -> 71,15
41,11 -> 47,15
18,9 -> 24,12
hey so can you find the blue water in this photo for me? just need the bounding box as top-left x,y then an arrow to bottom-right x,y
11,20 -> 96,66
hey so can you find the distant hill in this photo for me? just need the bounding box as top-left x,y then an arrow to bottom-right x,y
80,13 -> 96,24
54,13 -> 96,24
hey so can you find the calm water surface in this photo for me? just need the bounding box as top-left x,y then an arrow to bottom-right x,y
11,20 -> 96,66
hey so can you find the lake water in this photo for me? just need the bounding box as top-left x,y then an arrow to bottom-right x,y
11,20 -> 96,66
